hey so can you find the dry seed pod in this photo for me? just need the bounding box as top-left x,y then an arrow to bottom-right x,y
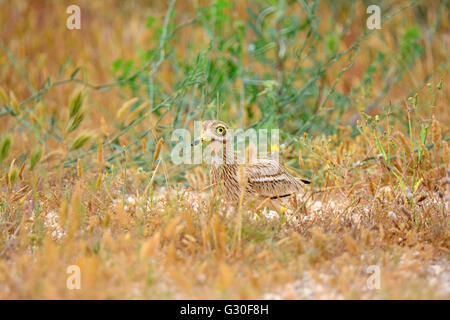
396,132 -> 411,155
96,172 -> 102,189
100,116 -> 109,137
116,97 -> 138,121
127,101 -> 149,123
195,166 -> 205,187
77,158 -> 82,177
153,138 -> 163,161
97,143 -> 104,164
337,143 -> 344,164
18,161 -> 26,180
379,186 -> 393,202
418,142 -> 430,162
40,150 -> 61,163
368,178 -> 376,197
141,137 -> 147,155
430,116 -> 442,150
9,91 -> 19,114
238,165 -> 246,186
185,171 -> 197,189
298,150 -> 304,167
442,141 -> 449,164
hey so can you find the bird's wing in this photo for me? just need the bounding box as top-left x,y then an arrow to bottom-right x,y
245,159 -> 304,198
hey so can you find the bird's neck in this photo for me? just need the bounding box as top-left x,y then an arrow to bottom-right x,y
211,141 -> 237,167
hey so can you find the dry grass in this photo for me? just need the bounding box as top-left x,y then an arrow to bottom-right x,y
0,0 -> 448,299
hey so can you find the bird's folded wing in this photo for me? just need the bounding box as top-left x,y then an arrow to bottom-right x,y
245,159 -> 303,197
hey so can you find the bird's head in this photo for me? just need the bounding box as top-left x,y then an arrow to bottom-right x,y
193,120 -> 231,146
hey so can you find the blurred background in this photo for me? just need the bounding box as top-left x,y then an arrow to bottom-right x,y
1,0 -> 448,182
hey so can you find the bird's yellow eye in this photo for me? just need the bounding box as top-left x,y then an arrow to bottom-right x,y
216,126 -> 225,135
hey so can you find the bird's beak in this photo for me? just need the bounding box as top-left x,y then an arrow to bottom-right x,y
191,135 -> 212,146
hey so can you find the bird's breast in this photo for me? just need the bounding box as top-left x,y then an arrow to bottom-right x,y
210,164 -> 240,202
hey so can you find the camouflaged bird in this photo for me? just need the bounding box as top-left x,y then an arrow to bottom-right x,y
193,120 -> 309,204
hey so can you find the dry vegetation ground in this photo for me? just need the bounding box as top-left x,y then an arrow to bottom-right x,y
0,0 -> 449,299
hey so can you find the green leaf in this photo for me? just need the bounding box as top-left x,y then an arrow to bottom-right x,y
66,111 -> 84,133
70,133 -> 92,151
375,133 -> 387,162
0,136 -> 11,162
70,67 -> 81,79
30,147 -> 43,170
419,124 -> 428,144
146,16 -> 156,28
69,92 -> 83,118
9,166 -> 17,187
112,59 -> 122,73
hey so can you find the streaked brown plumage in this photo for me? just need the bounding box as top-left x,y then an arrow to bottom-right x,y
197,120 -> 308,204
